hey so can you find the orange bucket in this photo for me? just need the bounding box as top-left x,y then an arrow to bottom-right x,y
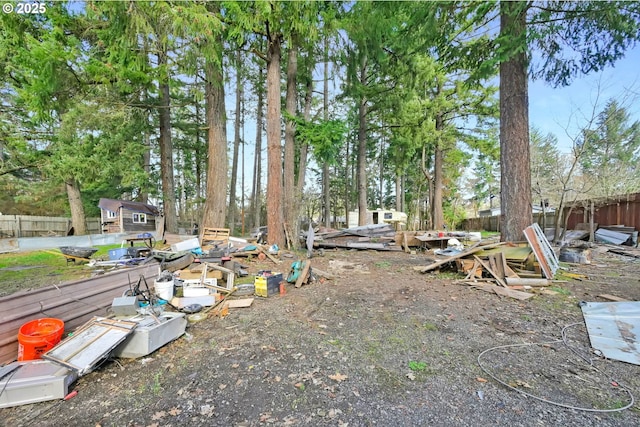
17,318 -> 65,361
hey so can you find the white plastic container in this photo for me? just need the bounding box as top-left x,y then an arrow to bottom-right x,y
170,238 -> 200,252
154,279 -> 174,301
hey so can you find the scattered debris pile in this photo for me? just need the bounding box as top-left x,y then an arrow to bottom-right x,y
413,224 -> 561,301
0,227 -> 328,409
3,220 -> 639,409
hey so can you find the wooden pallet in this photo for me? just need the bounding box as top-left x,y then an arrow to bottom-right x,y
200,227 -> 230,250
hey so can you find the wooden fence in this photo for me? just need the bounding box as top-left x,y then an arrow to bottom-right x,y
0,215 -> 101,238
461,212 -> 557,232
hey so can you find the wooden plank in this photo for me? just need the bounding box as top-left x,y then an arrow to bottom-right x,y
502,254 -> 520,278
491,285 -> 534,300
475,245 -> 532,262
226,298 -> 254,308
505,277 -> 552,287
473,256 -> 508,288
179,269 -> 223,280
257,245 -> 282,264
490,254 -> 505,279
413,242 -> 506,273
311,267 -> 334,280
200,227 -> 230,250
202,289 -> 236,314
43,317 -> 137,375
207,264 -> 235,290
295,261 -> 312,288
470,283 -> 534,300
597,294 -> 630,302
463,259 -> 481,280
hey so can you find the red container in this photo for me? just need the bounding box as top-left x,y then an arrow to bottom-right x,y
17,318 -> 65,361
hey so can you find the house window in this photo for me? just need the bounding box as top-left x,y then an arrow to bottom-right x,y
106,211 -> 117,219
133,213 -> 147,224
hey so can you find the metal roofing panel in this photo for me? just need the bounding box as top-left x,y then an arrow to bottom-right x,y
0,264 -> 159,364
580,301 -> 640,366
595,228 -> 630,245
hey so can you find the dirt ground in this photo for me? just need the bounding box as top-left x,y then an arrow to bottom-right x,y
3,245 -> 640,427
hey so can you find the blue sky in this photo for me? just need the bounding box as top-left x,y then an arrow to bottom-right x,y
529,46 -> 640,153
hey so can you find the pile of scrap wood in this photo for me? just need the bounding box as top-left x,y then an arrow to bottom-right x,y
312,224 -> 401,251
414,226 -> 561,300
396,230 -> 479,252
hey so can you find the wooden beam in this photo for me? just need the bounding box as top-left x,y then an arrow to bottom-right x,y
505,277 -> 552,287
474,255 -> 508,288
295,261 -> 312,288
413,242 -> 506,273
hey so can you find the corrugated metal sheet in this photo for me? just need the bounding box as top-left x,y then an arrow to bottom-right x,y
595,228 -> 631,245
581,301 -> 640,366
0,264 -> 159,365
10,233 -> 132,253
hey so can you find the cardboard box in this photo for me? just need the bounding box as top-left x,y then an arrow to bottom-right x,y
178,269 -> 224,280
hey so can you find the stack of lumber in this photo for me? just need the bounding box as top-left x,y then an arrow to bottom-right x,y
413,241 -> 554,301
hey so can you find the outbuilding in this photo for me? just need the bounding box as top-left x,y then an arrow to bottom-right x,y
98,198 -> 160,234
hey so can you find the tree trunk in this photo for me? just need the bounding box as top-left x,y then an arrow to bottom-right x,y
266,34 -> 285,247
395,174 -> 402,212
357,56 -> 368,226
66,178 -> 87,235
194,72 -> 204,209
344,135 -> 350,228
201,52 -> 228,229
228,48 -> 242,232
283,42 -> 298,249
420,144 -> 434,230
296,77 -> 313,196
378,136 -> 384,209
432,143 -> 445,230
499,1 -> 532,241
141,131 -> 151,204
323,38 -> 331,228
323,162 -> 330,226
251,66 -> 265,230
158,51 -> 178,233
195,129 -> 204,212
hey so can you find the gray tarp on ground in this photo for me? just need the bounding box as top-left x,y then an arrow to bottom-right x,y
580,301 -> 640,365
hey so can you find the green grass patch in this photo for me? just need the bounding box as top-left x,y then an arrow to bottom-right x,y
0,244 -> 124,296
422,322 -> 438,331
408,361 -> 428,372
435,271 -> 464,279
374,261 -> 391,269
548,286 -> 571,296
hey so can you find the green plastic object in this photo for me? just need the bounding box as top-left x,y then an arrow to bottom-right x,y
287,260 -> 305,283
